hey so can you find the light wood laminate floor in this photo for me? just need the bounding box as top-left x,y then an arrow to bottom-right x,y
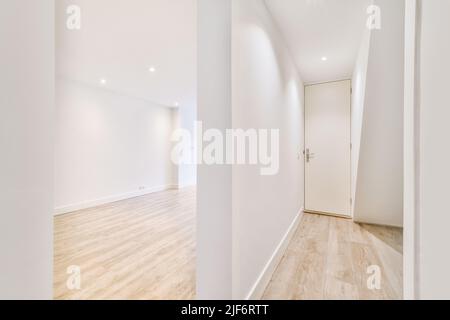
263,213 -> 403,300
54,188 -> 196,300
55,190 -> 402,300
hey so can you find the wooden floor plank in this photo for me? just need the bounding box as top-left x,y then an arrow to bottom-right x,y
54,188 -> 196,300
263,213 -> 403,300
55,191 -> 402,300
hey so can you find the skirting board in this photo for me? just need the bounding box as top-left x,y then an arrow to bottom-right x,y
177,183 -> 197,189
54,184 -> 177,216
246,207 -> 304,300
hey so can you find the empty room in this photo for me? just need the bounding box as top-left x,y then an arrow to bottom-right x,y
53,0 -> 197,299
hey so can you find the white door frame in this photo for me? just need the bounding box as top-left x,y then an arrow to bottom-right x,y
404,0 -> 419,300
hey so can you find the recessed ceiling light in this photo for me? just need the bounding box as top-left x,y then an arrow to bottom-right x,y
100,78 -> 107,85
149,66 -> 156,73
321,57 -> 328,61
174,102 -> 180,107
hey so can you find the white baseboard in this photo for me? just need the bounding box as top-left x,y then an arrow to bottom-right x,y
54,185 -> 174,216
246,207 -> 304,300
177,183 -> 197,189
168,184 -> 197,190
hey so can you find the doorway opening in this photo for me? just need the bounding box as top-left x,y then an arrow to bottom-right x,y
53,0 -> 197,300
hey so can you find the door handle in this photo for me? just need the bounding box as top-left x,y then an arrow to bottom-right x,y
306,149 -> 315,163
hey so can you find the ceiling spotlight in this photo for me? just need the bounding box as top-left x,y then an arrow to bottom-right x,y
149,67 -> 156,73
100,78 -> 107,85
321,57 -> 328,61
174,102 -> 180,107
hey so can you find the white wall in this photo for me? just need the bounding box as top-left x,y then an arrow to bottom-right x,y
353,0 -> 405,227
351,26 -> 371,215
232,0 -> 304,299
55,79 -> 176,214
177,103 -> 198,187
417,0 -> 450,299
0,0 -> 54,299
197,0 -> 233,300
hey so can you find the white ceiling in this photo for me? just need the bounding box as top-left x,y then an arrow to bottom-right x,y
265,0 -> 371,84
56,0 -> 196,108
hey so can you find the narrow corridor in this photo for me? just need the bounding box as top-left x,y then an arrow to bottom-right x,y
263,213 -> 402,300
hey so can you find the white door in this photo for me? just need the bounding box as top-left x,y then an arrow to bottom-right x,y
305,80 -> 351,217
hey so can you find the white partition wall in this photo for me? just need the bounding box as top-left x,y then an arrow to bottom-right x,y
353,0 -> 405,227
231,0 -> 305,300
416,0 -> 450,300
404,0 -> 450,300
0,0 -> 54,299
197,0 -> 233,300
